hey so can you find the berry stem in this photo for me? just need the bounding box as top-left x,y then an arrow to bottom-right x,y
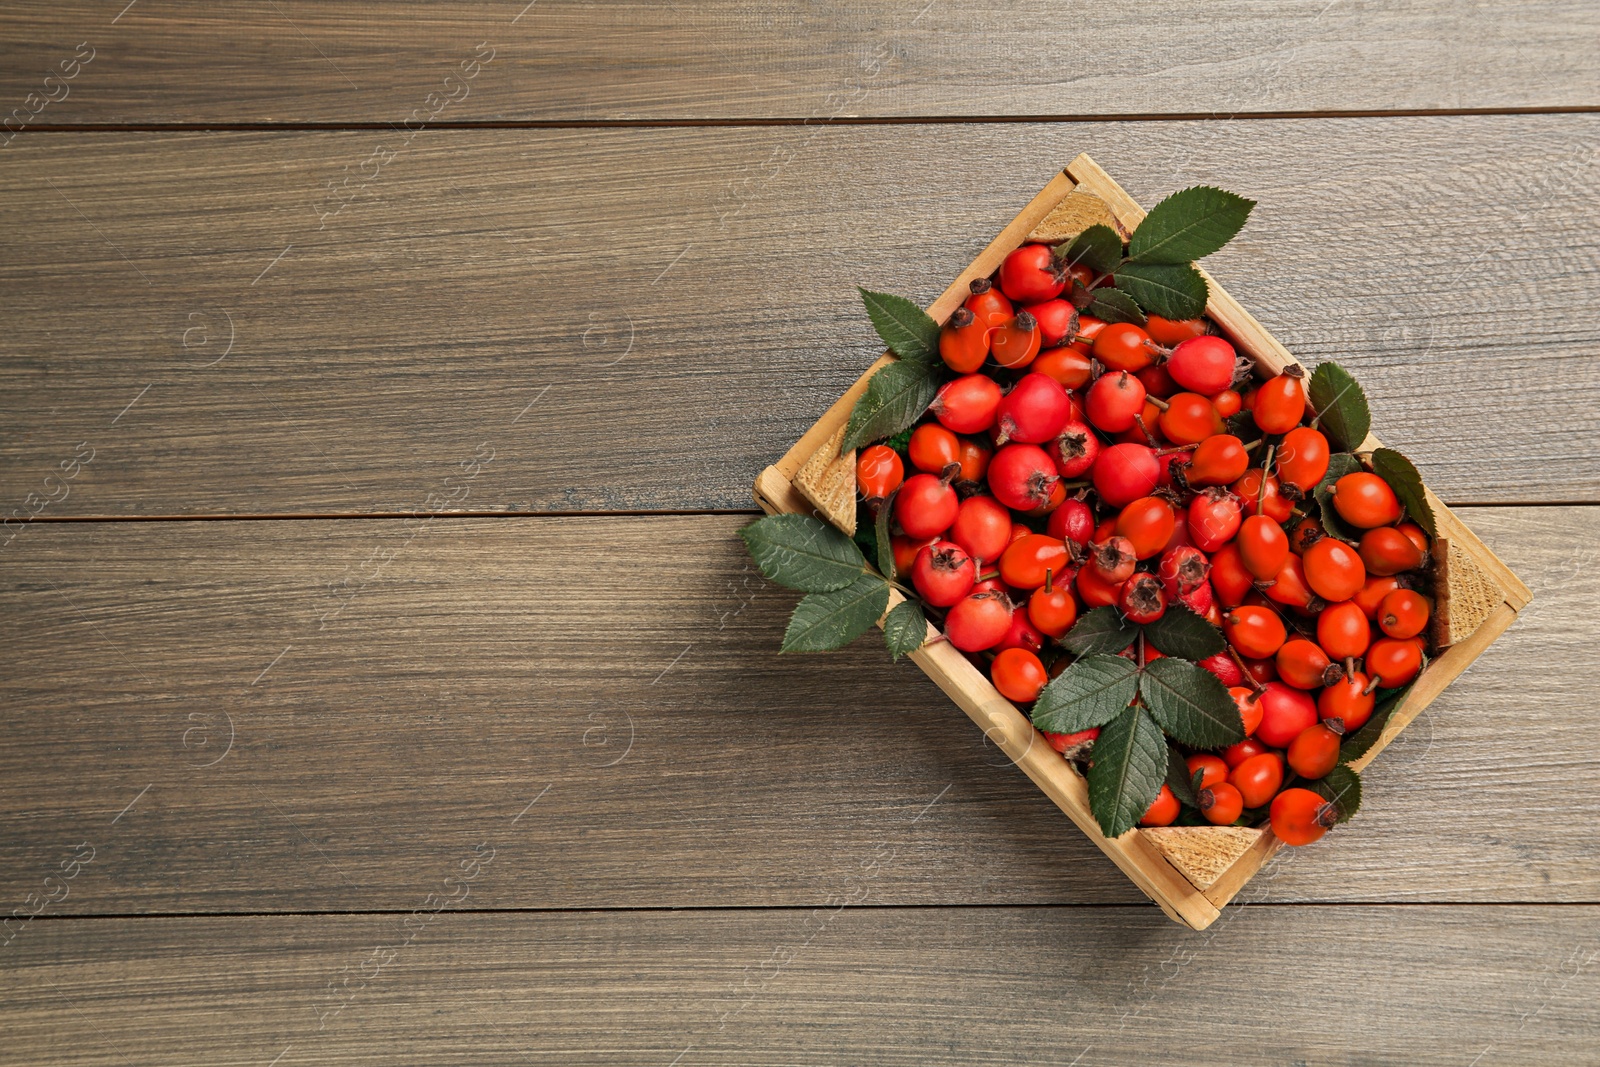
1144,395 -> 1171,412
1256,445 -> 1276,514
1229,647 -> 1265,692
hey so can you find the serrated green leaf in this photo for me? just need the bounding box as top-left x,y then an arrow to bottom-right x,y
1057,224 -> 1123,275
1313,453 -> 1365,543
1166,744 -> 1200,809
1338,684 -> 1414,764
1141,604 -> 1226,660
840,360 -> 941,454
1139,657 -> 1246,749
1087,705 -> 1168,838
1370,448 -> 1438,538
741,514 -> 866,593
781,574 -> 890,653
883,599 -> 928,661
1307,764 -> 1362,823
858,288 -> 940,364
874,487 -> 898,580
1030,654 -> 1140,734
1062,606 -> 1138,656
1112,261 -> 1209,320
1128,186 -> 1255,265
1086,286 -> 1147,326
1308,362 -> 1372,453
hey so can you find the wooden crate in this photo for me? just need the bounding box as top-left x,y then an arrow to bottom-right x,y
752,155 -> 1532,930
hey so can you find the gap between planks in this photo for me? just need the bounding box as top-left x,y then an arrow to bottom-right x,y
6,105 -> 1600,133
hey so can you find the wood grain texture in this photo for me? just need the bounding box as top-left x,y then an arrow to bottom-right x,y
1,1 -> 1597,124
0,116 -> 1596,518
0,507 -> 1588,914
5,906 -> 1599,1065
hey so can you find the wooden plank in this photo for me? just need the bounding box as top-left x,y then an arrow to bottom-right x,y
1,1 -> 1597,125
0,117 -> 1596,518
4,906 -> 1599,1065
0,507 -> 1587,914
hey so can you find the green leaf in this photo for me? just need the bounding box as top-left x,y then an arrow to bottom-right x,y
1056,224 -> 1123,275
1338,684 -> 1413,764
1031,654 -> 1140,734
1307,764 -> 1362,823
1086,287 -> 1147,326
1139,657 -> 1246,749
1062,606 -> 1137,656
883,427 -> 914,453
858,288 -> 939,365
1313,453 -> 1365,543
1112,262 -> 1209,320
1141,604 -> 1225,661
1370,448 -> 1438,538
741,514 -> 866,593
1086,705 -> 1168,838
874,488 -> 898,580
1127,186 -> 1255,265
882,599 -> 928,661
781,574 -> 890,653
1225,409 -> 1264,447
1166,744 -> 1200,809
1308,362 -> 1372,453
840,360 -> 941,454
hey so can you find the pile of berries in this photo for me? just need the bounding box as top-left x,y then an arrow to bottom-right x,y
853,243 -> 1434,846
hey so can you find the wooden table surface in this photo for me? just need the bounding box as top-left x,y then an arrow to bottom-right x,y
2,4 -> 1597,1064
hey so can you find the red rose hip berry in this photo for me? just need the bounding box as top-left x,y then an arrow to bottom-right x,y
988,443 -> 1061,512
910,540 -> 976,608
930,374 -> 1003,435
894,472 -> 959,539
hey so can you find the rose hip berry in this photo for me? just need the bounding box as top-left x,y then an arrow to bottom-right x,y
1026,298 -> 1077,348
1158,392 -> 1224,445
930,373 -> 1003,435
1223,605 -> 1288,659
1028,569 -> 1078,638
988,443 -> 1061,512
1046,496 -> 1094,550
991,647 -> 1048,703
1166,335 -> 1238,395
1092,443 -> 1160,507
1253,681 -> 1319,748
1275,637 -> 1339,690
939,306 -> 990,373
1093,322 -> 1156,373
910,541 -> 976,609
950,494 -> 1013,563
1187,434 -> 1249,487
944,590 -> 1013,652
997,244 -> 1065,303
1116,496 -> 1177,560
1200,782 -> 1245,825
1237,514 -> 1290,580
1331,472 -> 1404,529
894,472 -> 959,539
1287,722 -> 1343,779
994,372 -> 1072,445
1188,488 -> 1243,554
990,311 -> 1043,369
856,444 -> 904,503
1119,572 -> 1167,624
1319,671 -> 1376,732
1271,788 -> 1338,846
1050,421 -> 1102,479
1033,346 -> 1093,390
1252,371 -> 1307,434
1316,600 -> 1371,660
1359,525 -> 1425,576
1302,536 -> 1367,602
1378,588 -> 1431,639
999,533 -> 1071,590
1139,783 -> 1180,827
1276,426 -> 1331,492
965,277 -> 1014,327
907,423 -> 961,475
1230,751 -> 1285,809
1084,370 -> 1147,433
